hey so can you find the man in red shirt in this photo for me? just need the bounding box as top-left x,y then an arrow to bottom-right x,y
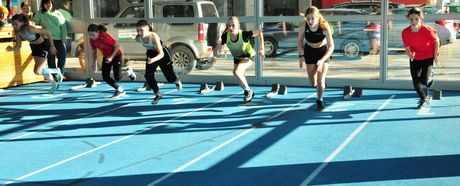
401,8 -> 440,109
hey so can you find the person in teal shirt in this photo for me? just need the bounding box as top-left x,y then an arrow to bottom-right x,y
33,0 -> 68,75
58,0 -> 73,41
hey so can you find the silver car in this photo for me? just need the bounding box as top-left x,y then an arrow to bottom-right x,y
106,1 -> 220,74
263,8 -> 454,60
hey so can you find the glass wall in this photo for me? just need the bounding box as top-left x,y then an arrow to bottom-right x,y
261,4 -> 381,81
71,0 -> 256,78
387,5 -> 460,83
22,0 -> 458,89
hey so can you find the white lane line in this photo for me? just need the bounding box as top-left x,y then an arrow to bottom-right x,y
0,88 -> 46,100
300,95 -> 395,186
0,88 -> 112,118
4,91 -> 241,185
147,94 -> 316,186
31,93 -> 68,99
0,89 -> 175,145
148,127 -> 256,186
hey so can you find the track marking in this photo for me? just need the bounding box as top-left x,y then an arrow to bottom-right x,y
300,95 -> 395,186
147,94 -> 316,185
0,89 -> 46,100
4,91 -> 241,184
0,89 -> 175,145
31,93 -> 67,99
0,88 -> 112,118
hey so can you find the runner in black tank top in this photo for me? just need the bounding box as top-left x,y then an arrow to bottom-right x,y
7,14 -> 63,94
297,6 -> 334,111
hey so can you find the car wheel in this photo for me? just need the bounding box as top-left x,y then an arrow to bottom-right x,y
264,38 -> 278,57
342,39 -> 363,60
170,46 -> 197,74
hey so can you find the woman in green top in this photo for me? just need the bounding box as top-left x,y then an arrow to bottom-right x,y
33,0 -> 67,75
214,16 -> 265,103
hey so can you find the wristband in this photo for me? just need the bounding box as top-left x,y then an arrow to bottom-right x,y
299,55 -> 304,58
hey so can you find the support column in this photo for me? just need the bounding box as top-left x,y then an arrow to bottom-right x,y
380,0 -> 389,85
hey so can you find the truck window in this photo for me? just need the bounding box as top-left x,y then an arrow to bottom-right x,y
201,4 -> 218,17
115,6 -> 145,27
163,5 -> 194,17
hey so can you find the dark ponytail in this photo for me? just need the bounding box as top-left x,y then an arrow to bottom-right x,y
87,24 -> 107,32
136,19 -> 154,32
11,14 -> 30,32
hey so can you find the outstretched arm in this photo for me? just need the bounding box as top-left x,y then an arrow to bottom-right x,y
107,41 -> 120,63
213,33 -> 224,57
251,29 -> 265,57
315,25 -> 334,73
434,36 -> 440,67
6,34 -> 22,52
404,46 -> 415,60
319,25 -> 334,62
297,21 -> 306,69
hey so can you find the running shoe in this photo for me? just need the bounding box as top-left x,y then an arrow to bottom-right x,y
175,80 -> 183,91
137,82 -> 151,92
49,85 -> 59,94
151,94 -> 163,105
55,71 -> 63,83
127,67 -> 136,81
137,86 -> 147,92
316,99 -> 325,111
111,90 -> 126,98
417,99 -> 427,109
243,90 -> 254,102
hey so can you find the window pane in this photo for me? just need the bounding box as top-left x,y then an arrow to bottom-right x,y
163,5 -> 194,17
201,4 -> 218,17
262,18 -> 380,80
388,13 -> 460,82
92,0 -> 121,18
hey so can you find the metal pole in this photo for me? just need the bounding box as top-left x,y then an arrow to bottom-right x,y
146,0 -> 152,19
380,0 -> 389,85
85,0 -> 94,79
255,0 -> 263,79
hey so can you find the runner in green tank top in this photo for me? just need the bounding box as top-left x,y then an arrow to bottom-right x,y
214,16 -> 265,103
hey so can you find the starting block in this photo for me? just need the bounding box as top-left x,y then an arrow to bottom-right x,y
432,90 -> 442,100
199,81 -> 224,94
424,87 -> 442,100
70,78 -> 101,91
343,85 -> 362,100
265,84 -> 288,98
